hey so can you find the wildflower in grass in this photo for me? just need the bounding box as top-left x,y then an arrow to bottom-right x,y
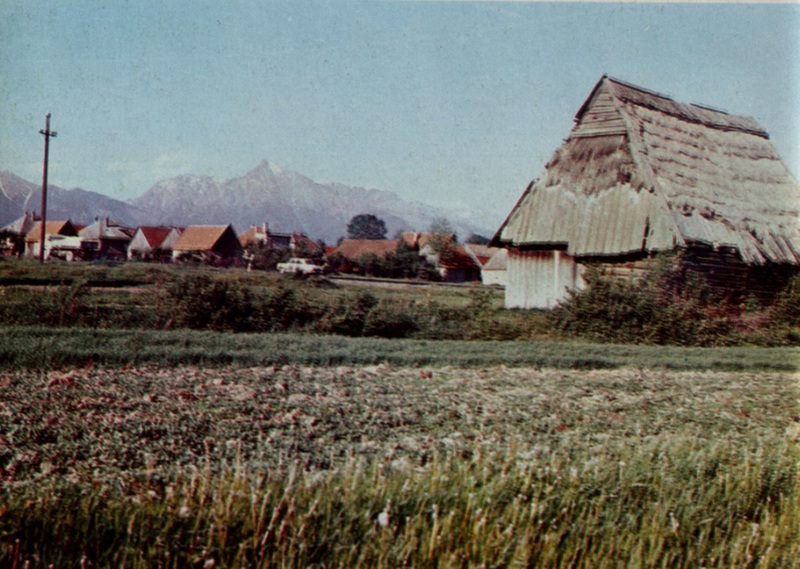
670,512 -> 680,534
378,500 -> 391,528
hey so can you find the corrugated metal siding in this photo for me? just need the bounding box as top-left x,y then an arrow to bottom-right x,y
497,181 -> 677,257
505,249 -> 582,309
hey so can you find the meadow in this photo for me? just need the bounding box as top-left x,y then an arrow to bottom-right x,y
1,363 -> 798,567
1,259 -> 799,567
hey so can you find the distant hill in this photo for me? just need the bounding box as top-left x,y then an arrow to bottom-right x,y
0,171 -> 143,228
131,160 -> 493,243
2,161 -> 496,243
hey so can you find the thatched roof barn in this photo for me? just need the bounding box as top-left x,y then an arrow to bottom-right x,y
492,75 -> 800,309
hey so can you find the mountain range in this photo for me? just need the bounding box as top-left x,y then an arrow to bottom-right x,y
1,161 -> 496,243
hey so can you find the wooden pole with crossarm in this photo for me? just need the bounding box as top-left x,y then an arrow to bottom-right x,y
39,113 -> 57,263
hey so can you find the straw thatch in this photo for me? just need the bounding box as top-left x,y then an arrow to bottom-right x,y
492,76 -> 799,308
493,75 -> 800,265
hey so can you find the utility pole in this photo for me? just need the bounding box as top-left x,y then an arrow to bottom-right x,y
39,113 -> 57,263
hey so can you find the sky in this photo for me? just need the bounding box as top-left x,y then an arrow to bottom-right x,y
1,0 -> 798,227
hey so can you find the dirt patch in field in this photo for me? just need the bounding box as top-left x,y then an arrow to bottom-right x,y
1,365 -> 797,487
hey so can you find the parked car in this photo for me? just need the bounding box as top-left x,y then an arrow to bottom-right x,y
276,257 -> 324,275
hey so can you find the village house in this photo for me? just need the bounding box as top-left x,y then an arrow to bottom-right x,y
435,244 -> 483,283
171,224 -> 243,264
238,223 -> 292,249
1,212 -> 39,256
127,226 -> 183,261
492,75 -> 800,309
331,238 -> 400,273
480,248 -> 508,287
24,220 -> 80,260
462,243 -> 507,287
79,218 -> 135,261
240,223 -> 324,256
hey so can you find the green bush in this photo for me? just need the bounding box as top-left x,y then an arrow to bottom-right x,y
550,261 -> 739,346
253,283 -> 320,332
166,274 -> 254,331
362,300 -> 420,338
313,291 -> 378,336
770,274 -> 800,327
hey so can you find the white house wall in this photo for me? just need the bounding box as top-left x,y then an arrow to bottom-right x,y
482,269 -> 507,287
127,231 -> 153,258
505,249 -> 583,309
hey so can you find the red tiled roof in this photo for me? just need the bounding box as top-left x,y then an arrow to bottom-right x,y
462,244 -> 496,267
138,226 -> 174,248
438,245 -> 481,270
335,239 -> 398,259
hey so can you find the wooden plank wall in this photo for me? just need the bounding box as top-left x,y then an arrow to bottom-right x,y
506,249 -> 582,309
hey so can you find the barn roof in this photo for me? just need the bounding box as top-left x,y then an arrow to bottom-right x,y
438,245 -> 481,271
492,75 -> 800,265
482,248 -> 507,271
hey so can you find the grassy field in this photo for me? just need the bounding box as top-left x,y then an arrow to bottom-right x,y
1,260 -> 799,566
1,326 -> 799,371
1,361 -> 798,567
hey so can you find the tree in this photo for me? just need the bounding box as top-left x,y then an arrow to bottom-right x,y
427,217 -> 457,256
465,233 -> 491,245
346,214 -> 388,240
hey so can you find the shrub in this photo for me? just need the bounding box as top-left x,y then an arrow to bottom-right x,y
770,274 -> 800,327
253,283 -> 319,331
15,280 -> 92,327
362,301 -> 420,338
550,260 -> 740,346
166,275 -> 254,331
313,291 -> 378,336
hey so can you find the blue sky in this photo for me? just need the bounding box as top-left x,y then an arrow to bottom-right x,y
1,1 -> 798,225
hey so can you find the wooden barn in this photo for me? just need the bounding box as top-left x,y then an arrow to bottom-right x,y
491,75 -> 800,309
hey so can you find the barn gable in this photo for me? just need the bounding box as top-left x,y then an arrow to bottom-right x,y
493,75 -> 800,308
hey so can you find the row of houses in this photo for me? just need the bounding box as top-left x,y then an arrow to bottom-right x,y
0,216 -> 314,265
330,233 -> 508,285
0,215 -> 509,285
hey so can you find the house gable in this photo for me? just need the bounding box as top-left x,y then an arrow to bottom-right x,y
173,225 -> 242,260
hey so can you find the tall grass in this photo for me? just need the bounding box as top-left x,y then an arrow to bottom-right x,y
1,326 -> 798,371
3,436 -> 797,567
